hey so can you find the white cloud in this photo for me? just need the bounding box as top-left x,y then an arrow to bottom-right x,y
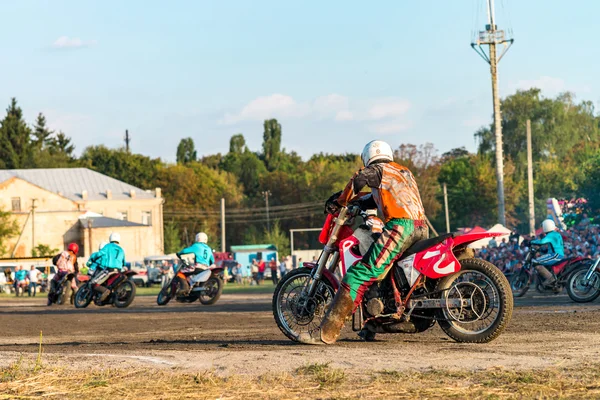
368,122 -> 412,135
220,94 -> 310,124
515,76 -> 566,94
368,99 -> 411,120
52,36 -> 97,49
335,110 -> 354,121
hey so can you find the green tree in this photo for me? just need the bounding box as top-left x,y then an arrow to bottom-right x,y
163,220 -> 182,254
0,98 -> 33,168
0,207 -> 18,256
176,137 -> 197,165
32,244 -> 59,257
262,221 -> 290,256
579,150 -> 600,212
229,134 -> 246,153
48,132 -> 75,158
32,113 -> 53,150
262,119 -> 282,170
80,145 -> 162,189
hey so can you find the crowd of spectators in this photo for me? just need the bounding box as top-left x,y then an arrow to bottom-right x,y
476,219 -> 600,275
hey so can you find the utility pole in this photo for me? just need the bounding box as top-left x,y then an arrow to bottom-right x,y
262,190 -> 272,233
443,183 -> 450,233
471,0 -> 514,226
220,198 -> 226,253
526,119 -> 535,236
31,198 -> 37,255
124,129 -> 131,153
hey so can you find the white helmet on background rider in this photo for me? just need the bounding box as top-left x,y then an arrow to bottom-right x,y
195,232 -> 208,243
542,219 -> 556,234
361,140 -> 394,167
109,232 -> 121,243
99,241 -> 108,251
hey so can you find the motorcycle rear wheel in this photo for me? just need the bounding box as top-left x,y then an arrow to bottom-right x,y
199,277 -> 223,305
566,267 -> 600,303
74,283 -> 93,308
272,267 -> 335,342
510,269 -> 530,297
113,280 -> 136,308
157,283 -> 173,306
436,258 -> 513,343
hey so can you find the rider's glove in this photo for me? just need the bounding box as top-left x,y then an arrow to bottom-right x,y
325,190 -> 342,214
365,212 -> 384,234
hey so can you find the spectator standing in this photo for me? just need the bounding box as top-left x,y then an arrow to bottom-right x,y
257,258 -> 266,284
269,258 -> 278,285
28,266 -> 40,296
251,259 -> 259,285
279,257 -> 287,279
285,256 -> 293,273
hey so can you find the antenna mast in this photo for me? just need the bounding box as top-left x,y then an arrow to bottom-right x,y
471,0 -> 514,226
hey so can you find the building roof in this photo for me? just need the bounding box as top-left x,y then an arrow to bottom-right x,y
230,244 -> 277,252
0,168 -> 156,201
79,216 -> 147,228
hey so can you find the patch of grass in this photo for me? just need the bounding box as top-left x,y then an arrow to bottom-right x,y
296,362 -> 346,387
4,356 -> 600,399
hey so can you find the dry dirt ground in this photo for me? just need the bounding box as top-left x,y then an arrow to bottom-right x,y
1,292 -> 600,377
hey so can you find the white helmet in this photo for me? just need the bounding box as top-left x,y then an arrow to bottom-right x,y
195,232 -> 208,243
109,232 -> 121,243
542,219 -> 556,234
99,241 -> 108,251
361,140 -> 394,166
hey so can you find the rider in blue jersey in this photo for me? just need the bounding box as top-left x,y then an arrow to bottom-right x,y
531,219 -> 565,286
176,232 -> 215,294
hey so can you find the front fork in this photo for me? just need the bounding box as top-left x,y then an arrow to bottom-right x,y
583,258 -> 600,283
305,208 -> 348,298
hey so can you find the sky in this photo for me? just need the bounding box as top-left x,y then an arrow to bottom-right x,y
0,0 -> 598,162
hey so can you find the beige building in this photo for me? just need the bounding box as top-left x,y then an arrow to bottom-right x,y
0,168 -> 164,261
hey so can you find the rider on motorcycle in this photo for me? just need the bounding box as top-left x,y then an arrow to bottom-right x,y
86,241 -> 108,276
47,243 -> 79,305
300,140 -> 428,345
176,232 -> 214,295
531,219 -> 565,286
88,233 -> 126,302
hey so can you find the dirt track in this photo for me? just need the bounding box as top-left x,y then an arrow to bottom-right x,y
2,293 -> 600,375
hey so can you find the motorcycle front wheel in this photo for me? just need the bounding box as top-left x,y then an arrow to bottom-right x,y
199,277 -> 223,305
436,258 -> 513,343
510,269 -> 530,297
567,267 -> 600,303
157,282 -> 173,306
113,280 -> 136,308
272,267 -> 335,342
74,283 -> 93,309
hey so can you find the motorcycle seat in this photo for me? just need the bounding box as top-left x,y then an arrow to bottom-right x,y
402,233 -> 455,258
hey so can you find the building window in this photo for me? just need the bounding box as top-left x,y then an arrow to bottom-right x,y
116,211 -> 128,221
142,211 -> 152,226
11,197 -> 21,212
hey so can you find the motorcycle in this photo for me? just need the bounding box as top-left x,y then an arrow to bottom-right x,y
156,259 -> 224,306
47,272 -> 77,305
510,245 -> 590,297
74,269 -> 137,308
273,200 -> 513,344
566,257 -> 600,303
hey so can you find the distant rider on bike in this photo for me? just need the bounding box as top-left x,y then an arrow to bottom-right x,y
176,232 -> 215,295
531,219 -> 565,286
85,241 -> 108,276
300,140 -> 428,345
88,233 -> 126,302
47,243 -> 79,306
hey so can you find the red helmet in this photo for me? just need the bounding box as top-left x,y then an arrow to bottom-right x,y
68,243 -> 79,254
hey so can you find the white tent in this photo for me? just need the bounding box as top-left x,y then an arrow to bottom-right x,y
469,224 -> 514,249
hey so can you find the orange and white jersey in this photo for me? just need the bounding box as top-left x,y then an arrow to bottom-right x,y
337,161 -> 425,222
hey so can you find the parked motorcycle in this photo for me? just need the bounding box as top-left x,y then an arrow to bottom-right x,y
273,200 -> 513,344
156,259 -> 223,306
74,269 -> 137,308
47,273 -> 77,305
566,257 -> 600,303
510,245 -> 590,297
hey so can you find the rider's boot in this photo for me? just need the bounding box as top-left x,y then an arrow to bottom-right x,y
358,321 -> 377,342
298,286 -> 354,345
177,277 -> 191,295
535,265 -> 556,286
94,285 -> 110,302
